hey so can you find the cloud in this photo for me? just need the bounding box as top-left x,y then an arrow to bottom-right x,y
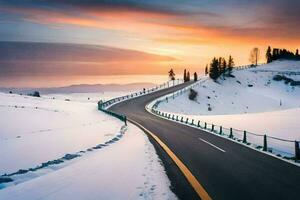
0,41 -> 176,76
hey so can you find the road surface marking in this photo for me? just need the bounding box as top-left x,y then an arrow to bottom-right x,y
129,119 -> 212,200
199,138 -> 226,153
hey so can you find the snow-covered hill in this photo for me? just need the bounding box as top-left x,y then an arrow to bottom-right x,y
158,61 -> 300,115
155,61 -> 300,150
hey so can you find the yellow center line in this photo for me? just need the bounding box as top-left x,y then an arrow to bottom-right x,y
128,119 -> 212,200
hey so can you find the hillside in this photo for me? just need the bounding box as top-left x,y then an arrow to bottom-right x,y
158,61 -> 300,115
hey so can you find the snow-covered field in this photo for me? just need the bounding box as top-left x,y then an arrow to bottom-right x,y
0,92 -> 176,199
156,61 -> 300,156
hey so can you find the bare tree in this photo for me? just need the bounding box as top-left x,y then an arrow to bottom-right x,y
249,47 -> 260,66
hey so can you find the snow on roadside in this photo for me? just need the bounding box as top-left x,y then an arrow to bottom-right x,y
0,92 -> 177,199
0,93 -> 122,174
0,123 -> 177,199
185,108 -> 300,141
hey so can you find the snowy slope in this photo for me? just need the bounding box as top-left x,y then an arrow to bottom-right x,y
0,123 -> 176,200
158,61 -> 300,115
155,61 -> 300,152
0,93 -> 122,174
0,92 -> 176,199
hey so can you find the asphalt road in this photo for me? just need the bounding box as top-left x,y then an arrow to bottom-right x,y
109,82 -> 300,200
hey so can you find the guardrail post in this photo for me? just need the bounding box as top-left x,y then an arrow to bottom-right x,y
295,141 -> 300,160
124,116 -> 127,125
229,128 -> 233,138
197,120 -> 200,127
263,135 -> 267,151
211,124 -> 214,132
219,126 -> 222,134
204,122 -> 207,129
243,131 -> 247,143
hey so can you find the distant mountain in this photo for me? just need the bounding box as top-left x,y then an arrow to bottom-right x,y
0,82 -> 156,94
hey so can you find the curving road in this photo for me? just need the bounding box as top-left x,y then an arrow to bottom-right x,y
109,82 -> 300,200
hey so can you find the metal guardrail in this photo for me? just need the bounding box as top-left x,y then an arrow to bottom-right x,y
97,79 -> 184,124
150,109 -> 300,160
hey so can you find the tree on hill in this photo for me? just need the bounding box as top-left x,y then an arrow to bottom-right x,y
265,46 -> 300,62
249,47 -> 260,66
227,55 -> 234,74
168,68 -> 175,86
168,68 -> 175,80
209,57 -> 219,80
205,65 -> 208,76
217,57 -> 227,75
266,46 -> 272,63
222,58 -> 227,75
194,72 -> 198,81
183,69 -> 187,82
218,57 -> 223,74
186,71 -> 190,81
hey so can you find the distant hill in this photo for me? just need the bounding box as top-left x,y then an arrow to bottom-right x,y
0,82 -> 156,94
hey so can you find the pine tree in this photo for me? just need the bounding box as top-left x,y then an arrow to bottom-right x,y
218,57 -> 223,75
222,58 -> 227,75
187,71 -> 190,81
296,49 -> 299,57
266,46 -> 272,63
227,55 -> 234,75
205,65 -> 208,76
183,69 -> 187,82
209,57 -> 219,80
168,68 -> 175,81
194,72 -> 198,81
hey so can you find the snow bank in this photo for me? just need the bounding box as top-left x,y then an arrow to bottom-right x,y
0,92 -> 177,199
0,93 -> 123,175
0,123 -> 177,199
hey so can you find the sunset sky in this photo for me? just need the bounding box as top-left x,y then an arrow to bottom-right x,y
0,0 -> 300,86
